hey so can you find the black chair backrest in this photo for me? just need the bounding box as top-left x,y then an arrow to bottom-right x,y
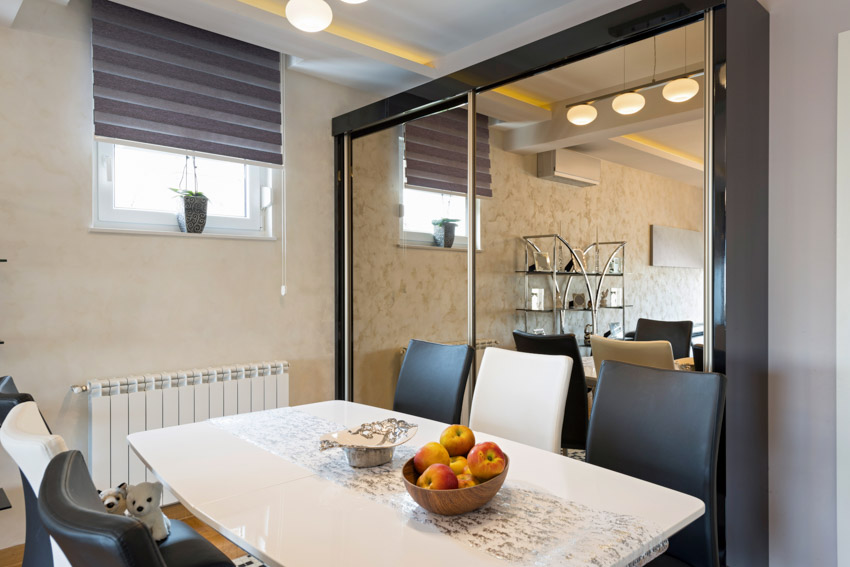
39,451 -> 167,567
512,331 -> 588,450
587,361 -> 726,567
393,340 -> 473,424
634,318 -> 694,359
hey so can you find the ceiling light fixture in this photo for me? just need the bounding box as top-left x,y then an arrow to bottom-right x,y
286,0 -> 333,33
611,43 -> 646,116
339,0 -> 368,3
611,92 -> 646,115
566,104 -> 598,126
663,77 -> 700,102
663,26 -> 700,103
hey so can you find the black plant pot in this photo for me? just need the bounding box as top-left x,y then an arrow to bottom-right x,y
433,223 -> 457,248
177,196 -> 208,233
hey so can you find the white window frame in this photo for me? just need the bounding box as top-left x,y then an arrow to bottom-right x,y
398,139 -> 480,249
93,141 -> 272,237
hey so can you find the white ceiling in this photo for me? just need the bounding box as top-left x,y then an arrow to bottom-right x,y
106,0 -> 641,96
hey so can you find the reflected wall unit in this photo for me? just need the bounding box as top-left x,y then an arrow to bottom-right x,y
518,235 -> 627,344
332,0 -> 769,564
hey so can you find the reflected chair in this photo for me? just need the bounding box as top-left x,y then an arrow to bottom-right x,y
634,318 -> 694,360
393,340 -> 474,424
0,379 -> 61,567
590,335 -> 675,377
512,331 -> 588,451
586,361 -> 726,567
39,450 -> 233,567
469,347 -> 571,452
0,401 -> 71,567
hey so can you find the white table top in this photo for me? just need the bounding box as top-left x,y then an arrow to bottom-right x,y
129,401 -> 703,567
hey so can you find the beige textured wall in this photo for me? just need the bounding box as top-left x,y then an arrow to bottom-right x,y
352,128 -> 703,410
0,0 -> 374,547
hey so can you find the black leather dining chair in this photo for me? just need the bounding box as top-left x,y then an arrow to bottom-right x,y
512,331 -> 588,450
634,318 -> 694,360
393,340 -> 474,424
0,377 -> 55,567
586,361 -> 726,567
39,450 -> 233,567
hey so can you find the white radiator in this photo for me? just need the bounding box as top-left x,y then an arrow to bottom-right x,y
84,361 -> 289,499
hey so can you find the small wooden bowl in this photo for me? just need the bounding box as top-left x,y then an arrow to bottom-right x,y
401,455 -> 509,515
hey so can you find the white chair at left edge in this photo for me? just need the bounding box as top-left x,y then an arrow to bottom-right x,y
0,401 -> 72,567
469,347 -> 572,452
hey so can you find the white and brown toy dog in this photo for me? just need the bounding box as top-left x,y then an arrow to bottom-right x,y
125,482 -> 171,541
98,483 -> 128,515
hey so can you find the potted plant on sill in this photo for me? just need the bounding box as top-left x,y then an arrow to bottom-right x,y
432,218 -> 459,248
171,156 -> 208,234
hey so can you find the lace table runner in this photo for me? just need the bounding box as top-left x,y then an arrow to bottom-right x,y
209,407 -> 668,567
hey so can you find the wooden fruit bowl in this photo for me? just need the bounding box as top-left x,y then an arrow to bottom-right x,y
401,455 -> 509,516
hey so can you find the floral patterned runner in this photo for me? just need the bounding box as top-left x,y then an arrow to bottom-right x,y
210,407 -> 668,567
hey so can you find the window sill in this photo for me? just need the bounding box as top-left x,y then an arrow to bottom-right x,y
89,227 -> 276,241
397,242 -> 482,252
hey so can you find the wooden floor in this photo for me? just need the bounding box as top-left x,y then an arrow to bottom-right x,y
0,503 -> 244,567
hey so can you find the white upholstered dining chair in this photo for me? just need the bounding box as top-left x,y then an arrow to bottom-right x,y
0,401 -> 71,567
469,347 -> 572,452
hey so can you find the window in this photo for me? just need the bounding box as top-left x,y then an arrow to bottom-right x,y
94,142 -> 271,236
401,186 -> 478,247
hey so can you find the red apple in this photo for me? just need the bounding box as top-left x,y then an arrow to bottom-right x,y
439,424 -> 476,457
467,441 -> 506,481
449,455 -> 467,476
413,442 -> 450,475
416,464 -> 459,490
456,473 -> 479,489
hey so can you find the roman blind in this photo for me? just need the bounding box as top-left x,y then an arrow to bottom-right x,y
404,108 -> 492,197
91,0 -> 282,165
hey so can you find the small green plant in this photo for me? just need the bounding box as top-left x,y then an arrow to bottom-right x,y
432,218 -> 459,227
170,187 -> 207,198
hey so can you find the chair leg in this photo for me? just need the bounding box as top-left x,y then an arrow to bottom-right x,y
21,472 -> 54,567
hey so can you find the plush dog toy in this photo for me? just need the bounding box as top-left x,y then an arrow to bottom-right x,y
97,483 -> 128,515
125,482 -> 171,541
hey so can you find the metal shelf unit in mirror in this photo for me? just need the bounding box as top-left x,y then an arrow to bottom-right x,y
518,235 -> 627,346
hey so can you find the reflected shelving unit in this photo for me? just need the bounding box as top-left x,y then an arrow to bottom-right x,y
517,235 -> 628,345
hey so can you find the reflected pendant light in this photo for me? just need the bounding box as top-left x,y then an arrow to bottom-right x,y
340,0 -> 368,3
663,77 -> 700,102
286,0 -> 333,32
663,26 -> 699,103
612,43 -> 645,116
612,92 -> 645,115
567,104 -> 598,126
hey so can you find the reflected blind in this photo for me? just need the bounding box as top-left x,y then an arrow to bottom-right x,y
91,0 -> 282,165
404,108 -> 491,197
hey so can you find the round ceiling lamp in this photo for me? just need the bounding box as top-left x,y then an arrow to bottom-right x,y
566,104 -> 598,126
611,92 -> 645,115
285,0 -> 333,33
662,77 -> 700,103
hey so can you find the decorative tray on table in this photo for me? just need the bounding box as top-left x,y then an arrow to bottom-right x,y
320,418 -> 418,468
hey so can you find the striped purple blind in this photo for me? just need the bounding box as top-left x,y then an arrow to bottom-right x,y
91,0 -> 282,165
404,108 -> 492,197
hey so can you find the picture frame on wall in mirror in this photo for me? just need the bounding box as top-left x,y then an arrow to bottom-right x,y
533,252 -> 552,272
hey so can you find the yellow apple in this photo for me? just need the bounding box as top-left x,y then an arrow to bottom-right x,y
456,473 -> 479,489
449,455 -> 467,476
439,424 -> 476,457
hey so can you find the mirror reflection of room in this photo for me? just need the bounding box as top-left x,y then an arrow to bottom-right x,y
352,22 -> 706,412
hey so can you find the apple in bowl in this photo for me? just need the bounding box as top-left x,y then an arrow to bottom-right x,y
466,441 -> 507,481
416,463 -> 459,490
413,442 -> 450,475
439,424 -> 476,457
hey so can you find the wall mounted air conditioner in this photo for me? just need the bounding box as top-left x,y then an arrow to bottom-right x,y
537,149 -> 601,187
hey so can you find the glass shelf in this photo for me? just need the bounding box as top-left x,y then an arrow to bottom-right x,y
516,270 -> 625,276
517,305 -> 632,313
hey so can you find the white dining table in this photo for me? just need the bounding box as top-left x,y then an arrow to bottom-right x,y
128,401 -> 703,567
